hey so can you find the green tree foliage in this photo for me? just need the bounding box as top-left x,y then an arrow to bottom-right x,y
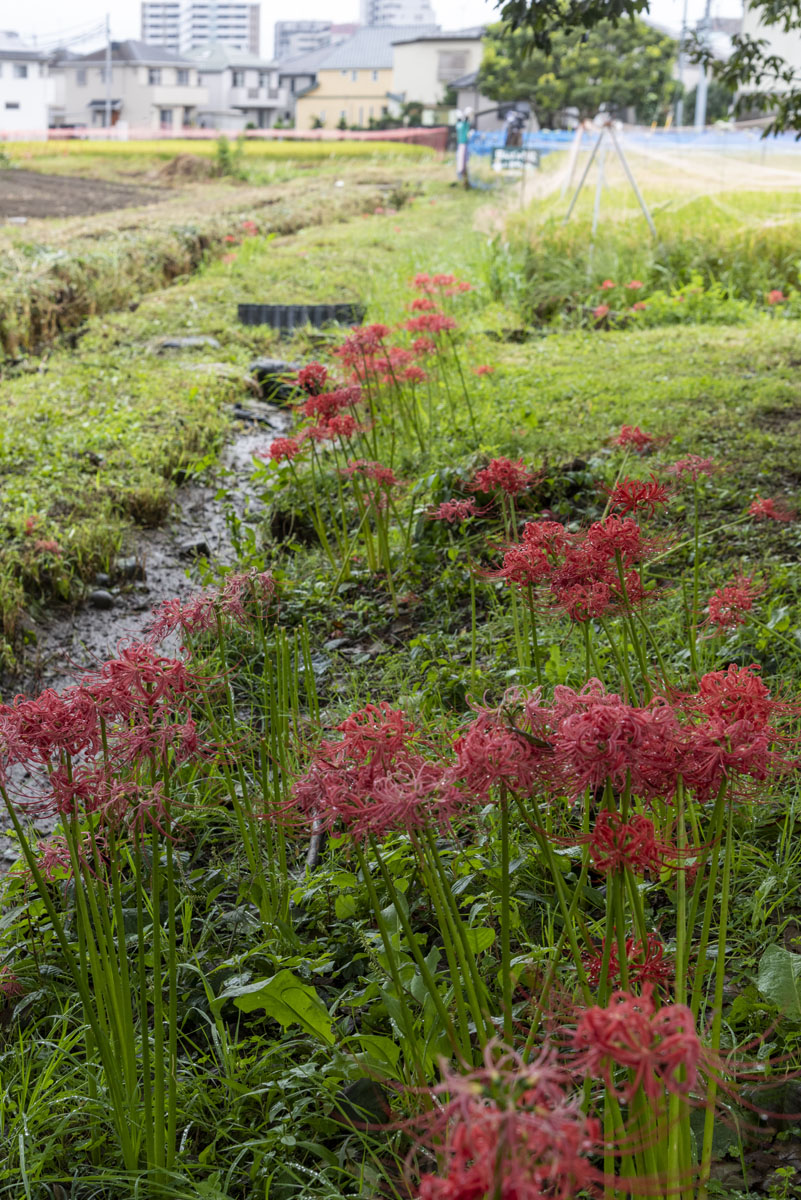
479,18 -> 678,125
494,0 -> 801,133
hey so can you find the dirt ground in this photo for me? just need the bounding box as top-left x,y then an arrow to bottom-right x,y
0,168 -> 164,220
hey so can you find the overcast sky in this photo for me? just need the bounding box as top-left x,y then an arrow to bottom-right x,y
17,0 -> 744,54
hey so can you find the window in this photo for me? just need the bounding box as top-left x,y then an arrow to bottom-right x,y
232,70 -> 245,86
351,69 -> 358,81
340,109 -> 347,119
341,69 -> 347,76
13,64 -> 28,79
258,71 -> 269,88
437,50 -> 469,83
371,70 -> 378,82
5,101 -> 20,109
177,69 -> 189,85
76,69 -> 87,86
159,107 -> 173,126
149,68 -> 162,85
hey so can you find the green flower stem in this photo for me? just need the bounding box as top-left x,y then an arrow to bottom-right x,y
352,842 -> 427,1087
500,789 -> 513,1043
446,332 -> 479,447
699,798 -> 735,1199
369,837 -> 462,1058
688,779 -> 729,1019
525,587 -> 543,687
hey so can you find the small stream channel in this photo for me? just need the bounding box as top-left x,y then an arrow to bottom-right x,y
0,408 -> 289,868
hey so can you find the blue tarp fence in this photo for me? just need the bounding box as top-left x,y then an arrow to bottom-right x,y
468,126 -> 801,158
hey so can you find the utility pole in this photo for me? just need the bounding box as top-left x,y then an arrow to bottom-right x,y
675,0 -> 689,126
694,0 -> 712,131
104,13 -> 112,134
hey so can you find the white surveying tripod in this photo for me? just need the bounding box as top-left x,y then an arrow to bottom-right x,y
562,115 -> 656,236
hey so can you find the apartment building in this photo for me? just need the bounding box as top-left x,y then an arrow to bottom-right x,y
0,31 -> 52,135
359,0 -> 437,25
141,3 -> 260,55
273,21 -> 359,61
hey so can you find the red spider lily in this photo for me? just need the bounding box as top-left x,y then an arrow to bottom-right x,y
413,1044 -> 602,1200
552,578 -> 615,622
23,515 -> 39,536
336,702 -> 414,766
584,515 -> 656,566
592,304 -> 610,320
749,495 -> 795,522
613,425 -> 655,452
632,301 -> 648,311
432,273 -> 457,288
411,336 -> 437,357
404,313 -> 458,334
553,694 -> 682,799
767,289 -> 786,304
408,297 -> 439,312
34,831 -> 107,884
296,362 -> 328,395
411,272 -> 432,289
79,644 -> 205,722
334,324 -> 391,367
599,280 -> 615,290
220,253 -> 236,265
112,714 -> 204,770
490,541 -> 560,589
322,412 -> 363,439
572,984 -> 702,1103
680,716 -> 785,801
340,459 -> 401,489
241,219 -> 258,235
588,811 -> 669,876
0,686 -> 101,769
706,575 -> 762,632
223,234 -> 237,244
690,664 -> 778,727
301,385 -> 361,422
148,571 -> 275,642
667,455 -> 718,480
625,280 -> 644,290
262,436 -> 303,462
472,364 -> 495,375
471,457 -> 536,497
448,700 -> 551,803
401,365 -> 427,383
604,475 -> 670,518
33,539 -> 62,555
428,498 -> 489,523
583,932 -> 673,993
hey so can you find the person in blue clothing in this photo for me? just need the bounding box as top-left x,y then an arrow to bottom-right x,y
455,107 -> 473,188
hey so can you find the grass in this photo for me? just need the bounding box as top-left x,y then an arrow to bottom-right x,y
3,157 -> 801,1197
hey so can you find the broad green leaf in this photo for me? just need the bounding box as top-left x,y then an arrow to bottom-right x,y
463,926 -> 496,954
220,969 -> 334,1043
335,893 -> 357,919
757,944 -> 801,1020
356,1034 -> 401,1072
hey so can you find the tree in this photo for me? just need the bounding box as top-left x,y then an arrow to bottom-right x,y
479,18 -> 678,126
494,0 -> 801,134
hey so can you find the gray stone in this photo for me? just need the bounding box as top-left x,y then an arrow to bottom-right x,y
178,537 -> 210,559
249,358 -> 300,404
157,336 -> 221,352
94,573 -> 112,587
115,555 -> 146,581
88,589 -> 115,610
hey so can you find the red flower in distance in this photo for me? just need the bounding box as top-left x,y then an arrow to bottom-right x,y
335,324 -> 390,367
625,280 -> 644,290
262,437 -> 303,462
404,313 -> 458,334
341,459 -> 400,488
632,300 -> 648,311
432,272 -> 456,287
471,457 -> 536,497
599,280 -> 615,290
588,811 -> 666,876
297,362 -> 328,395
572,985 -> 702,1103
767,289 -> 786,304
667,455 -> 717,480
428,498 -> 489,523
301,384 -> 361,422
33,539 -> 62,555
401,365 -> 426,383
411,271 -> 431,289
613,425 -> 654,452
706,575 -> 762,633
690,663 -> 776,727
604,474 -> 670,518
749,495 -> 795,522
411,336 -> 436,357
472,364 -> 495,375
592,304 -> 610,320
408,297 -> 438,312
584,515 -> 654,565
583,932 -> 673,993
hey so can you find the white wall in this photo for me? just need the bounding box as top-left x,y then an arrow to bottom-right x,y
392,39 -> 483,108
742,5 -> 801,74
0,58 -> 52,135
55,62 -> 206,130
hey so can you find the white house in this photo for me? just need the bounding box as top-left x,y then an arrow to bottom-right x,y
392,27 -> 485,114
0,31 -> 53,138
51,40 -> 207,132
187,43 -> 286,129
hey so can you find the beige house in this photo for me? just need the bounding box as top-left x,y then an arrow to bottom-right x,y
52,40 -> 206,131
295,24 -> 435,130
392,28 -> 484,114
